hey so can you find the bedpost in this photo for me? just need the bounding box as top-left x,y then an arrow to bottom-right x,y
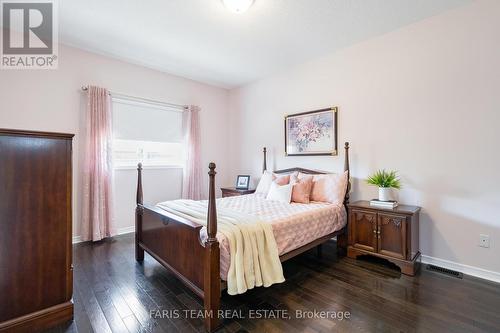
204,162 -> 220,332
337,142 -> 350,257
263,147 -> 267,173
344,142 -> 351,205
135,163 -> 145,262
207,163 -> 218,241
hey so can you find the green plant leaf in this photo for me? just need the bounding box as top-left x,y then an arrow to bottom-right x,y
366,169 -> 402,189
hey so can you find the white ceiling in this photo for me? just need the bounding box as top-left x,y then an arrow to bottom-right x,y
59,0 -> 470,89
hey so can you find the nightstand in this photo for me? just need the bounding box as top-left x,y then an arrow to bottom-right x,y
347,200 -> 421,275
221,187 -> 256,198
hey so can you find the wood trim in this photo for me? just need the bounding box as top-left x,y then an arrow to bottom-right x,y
0,302 -> 73,333
65,139 -> 73,302
0,128 -> 74,139
274,167 -> 328,175
348,200 -> 420,216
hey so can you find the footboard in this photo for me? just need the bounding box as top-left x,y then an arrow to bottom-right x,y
136,204 -> 206,295
135,163 -> 221,332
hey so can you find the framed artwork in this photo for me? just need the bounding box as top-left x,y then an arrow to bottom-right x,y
235,175 -> 250,190
285,107 -> 338,156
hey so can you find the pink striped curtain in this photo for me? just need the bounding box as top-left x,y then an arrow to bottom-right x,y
182,105 -> 203,200
81,85 -> 116,241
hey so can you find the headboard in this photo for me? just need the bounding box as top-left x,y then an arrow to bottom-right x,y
262,142 -> 351,205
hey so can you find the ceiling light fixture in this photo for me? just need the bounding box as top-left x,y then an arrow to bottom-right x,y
221,0 -> 254,14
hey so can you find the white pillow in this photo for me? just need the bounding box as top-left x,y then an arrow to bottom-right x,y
266,182 -> 293,203
255,171 -> 273,195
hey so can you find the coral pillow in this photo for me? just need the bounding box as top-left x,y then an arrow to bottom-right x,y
299,171 -> 348,204
273,174 -> 290,185
266,182 -> 293,203
291,176 -> 313,204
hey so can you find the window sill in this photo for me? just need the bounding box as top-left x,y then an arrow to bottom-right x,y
114,165 -> 183,171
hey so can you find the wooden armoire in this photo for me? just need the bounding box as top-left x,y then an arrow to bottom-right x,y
0,129 -> 74,332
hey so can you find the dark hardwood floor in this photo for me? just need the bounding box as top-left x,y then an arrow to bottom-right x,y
47,234 -> 500,333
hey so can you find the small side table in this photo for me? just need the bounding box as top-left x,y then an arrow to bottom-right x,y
221,187 -> 256,198
347,200 -> 421,275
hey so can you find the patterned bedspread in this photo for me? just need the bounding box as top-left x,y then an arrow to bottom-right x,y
198,193 -> 347,280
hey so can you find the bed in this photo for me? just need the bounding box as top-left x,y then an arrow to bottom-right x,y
135,142 -> 351,332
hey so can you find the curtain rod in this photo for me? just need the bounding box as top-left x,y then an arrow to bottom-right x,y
81,85 -> 188,111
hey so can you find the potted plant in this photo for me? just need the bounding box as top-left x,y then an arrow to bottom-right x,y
366,170 -> 401,201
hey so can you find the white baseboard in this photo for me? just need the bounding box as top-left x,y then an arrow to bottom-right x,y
72,226 -> 136,244
421,255 -> 500,284
116,226 -> 135,235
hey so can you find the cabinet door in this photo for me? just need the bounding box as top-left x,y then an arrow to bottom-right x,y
377,213 -> 407,259
350,209 -> 377,252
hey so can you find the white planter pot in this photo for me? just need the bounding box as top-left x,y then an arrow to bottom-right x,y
378,187 -> 391,201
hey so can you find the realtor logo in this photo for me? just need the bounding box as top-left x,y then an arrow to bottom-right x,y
1,0 -> 58,69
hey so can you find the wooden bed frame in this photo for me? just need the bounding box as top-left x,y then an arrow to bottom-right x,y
135,142 -> 351,332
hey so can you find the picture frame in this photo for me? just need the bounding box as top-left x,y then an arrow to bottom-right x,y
235,175 -> 251,190
285,107 -> 338,156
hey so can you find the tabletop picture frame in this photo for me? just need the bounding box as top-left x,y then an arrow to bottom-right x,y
235,175 -> 250,190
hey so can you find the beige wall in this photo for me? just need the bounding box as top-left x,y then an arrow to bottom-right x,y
0,43 -> 231,239
228,0 -> 500,274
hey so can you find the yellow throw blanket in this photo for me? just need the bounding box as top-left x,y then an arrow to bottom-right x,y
157,200 -> 285,295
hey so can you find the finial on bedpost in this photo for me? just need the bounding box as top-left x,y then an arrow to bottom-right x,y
263,147 -> 267,173
344,142 -> 351,205
207,162 -> 217,242
136,163 -> 143,205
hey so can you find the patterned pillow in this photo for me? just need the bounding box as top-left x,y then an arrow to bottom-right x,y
291,176 -> 313,204
299,171 -> 348,204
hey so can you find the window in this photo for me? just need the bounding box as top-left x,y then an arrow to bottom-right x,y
112,97 -> 184,168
